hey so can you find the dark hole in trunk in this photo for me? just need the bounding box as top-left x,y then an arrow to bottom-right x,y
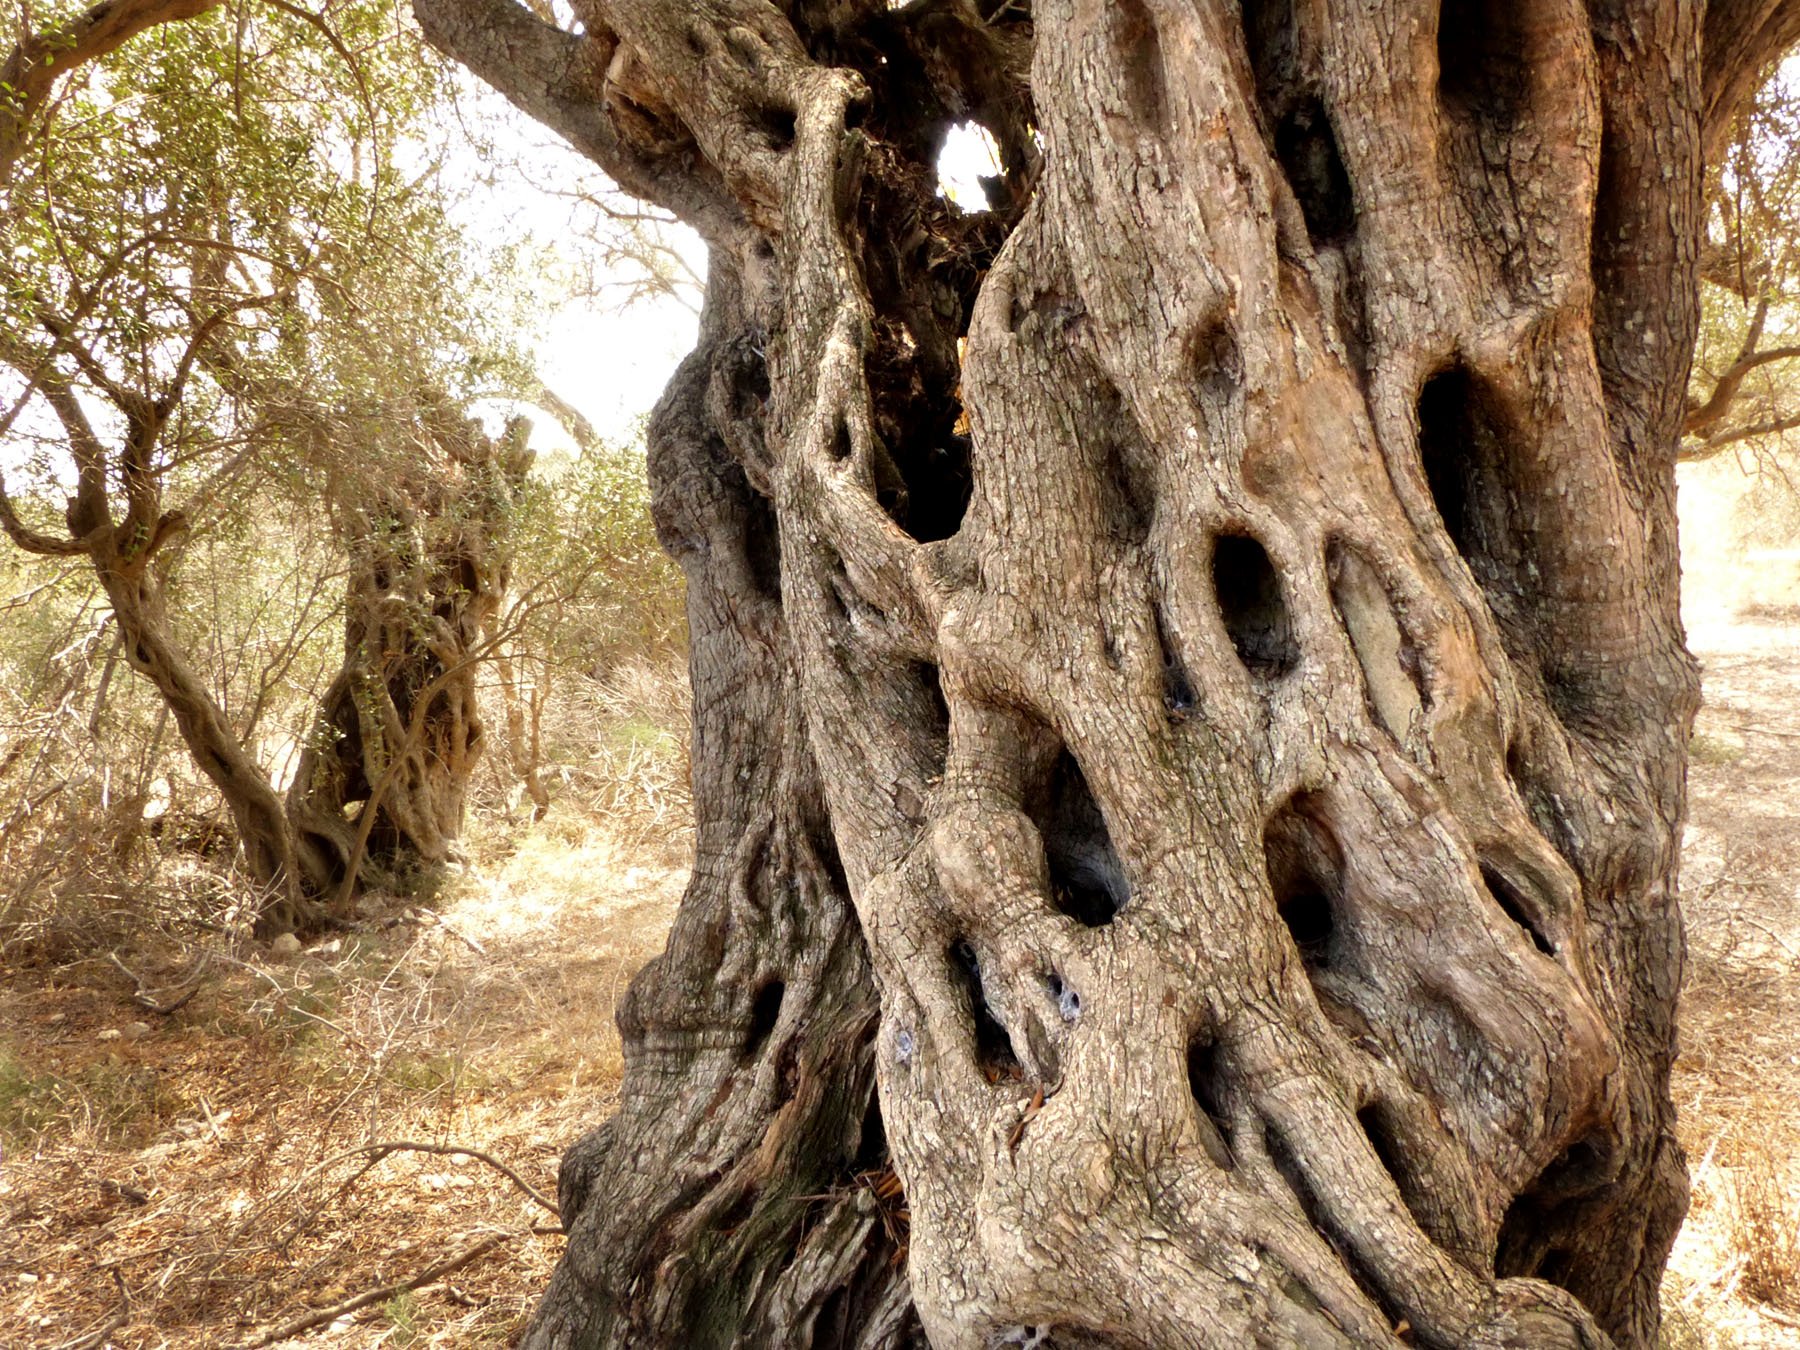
1417,365 -> 1479,557
1437,0 -> 1528,127
757,105 -> 797,152
1027,750 -> 1129,927
1274,98 -> 1355,246
1356,1103 -> 1437,1241
1495,1132 -> 1619,1280
743,980 -> 784,1060
852,1087 -> 888,1172
740,476 -> 784,602
712,1179 -> 761,1235
1186,1038 -> 1235,1169
1264,798 -> 1342,973
950,940 -> 1020,1077
886,434 -> 972,542
916,660 -> 947,721
815,824 -> 850,899
1212,533 -> 1299,679
1479,863 -> 1556,955
829,418 -> 853,462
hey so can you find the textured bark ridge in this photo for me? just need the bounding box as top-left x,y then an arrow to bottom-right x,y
413,0 -> 1800,1345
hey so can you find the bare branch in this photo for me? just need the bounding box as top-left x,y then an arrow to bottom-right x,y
1703,0 -> 1800,162
0,470 -> 86,555
1680,411 -> 1800,458
231,1229 -> 521,1349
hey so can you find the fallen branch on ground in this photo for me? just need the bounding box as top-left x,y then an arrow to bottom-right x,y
261,1137 -> 560,1221
231,1229 -> 519,1348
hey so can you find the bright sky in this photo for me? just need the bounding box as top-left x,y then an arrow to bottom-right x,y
441,90 -> 1001,454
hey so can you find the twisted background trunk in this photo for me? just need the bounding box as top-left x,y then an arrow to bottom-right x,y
287,414 -> 530,891
417,0 -> 1800,1345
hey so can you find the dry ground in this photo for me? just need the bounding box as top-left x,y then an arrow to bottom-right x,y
2,621 -> 1798,1348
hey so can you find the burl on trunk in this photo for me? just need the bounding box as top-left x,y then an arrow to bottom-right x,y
416,0 -> 1800,1345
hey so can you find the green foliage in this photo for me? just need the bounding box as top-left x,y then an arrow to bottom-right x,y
508,439 -> 686,676
0,0 -> 538,536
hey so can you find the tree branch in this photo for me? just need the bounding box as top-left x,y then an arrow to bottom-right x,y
1702,0 -> 1800,162
0,0 -> 226,181
1680,410 -> 1800,458
410,0 -> 741,240
1680,293 -> 1800,435
232,1229 -> 520,1349
0,470 -> 86,555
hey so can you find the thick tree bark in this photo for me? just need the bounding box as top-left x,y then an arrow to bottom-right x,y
418,0 -> 1800,1346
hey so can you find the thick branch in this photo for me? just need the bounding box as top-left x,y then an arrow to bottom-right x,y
410,0 -> 741,240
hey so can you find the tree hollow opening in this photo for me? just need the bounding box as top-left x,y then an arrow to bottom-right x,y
1480,864 -> 1556,956
950,940 -> 1020,1079
1212,533 -> 1299,679
1263,798 -> 1343,974
1027,750 -> 1129,927
1437,0 -> 1528,129
743,980 -> 785,1060
1274,98 -> 1355,246
1186,1037 -> 1236,1169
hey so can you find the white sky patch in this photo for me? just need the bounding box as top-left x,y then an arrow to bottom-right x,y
936,121 -> 1003,213
429,77 -> 704,455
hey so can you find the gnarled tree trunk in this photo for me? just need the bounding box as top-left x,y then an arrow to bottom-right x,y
287,412 -> 530,890
417,0 -> 1800,1345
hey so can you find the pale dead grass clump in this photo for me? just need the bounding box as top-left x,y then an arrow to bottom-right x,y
1662,613 -> 1800,1348
1732,1143 -> 1800,1313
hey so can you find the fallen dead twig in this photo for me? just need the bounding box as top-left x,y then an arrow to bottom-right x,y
254,1137 -> 559,1227
107,949 -> 208,1014
49,1269 -> 129,1350
231,1228 -> 519,1348
333,1139 -> 560,1217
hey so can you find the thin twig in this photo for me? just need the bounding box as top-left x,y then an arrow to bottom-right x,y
49,1269 -> 129,1350
230,1229 -> 518,1348
328,1139 -> 560,1217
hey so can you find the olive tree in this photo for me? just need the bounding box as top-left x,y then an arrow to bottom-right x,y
0,0 -> 536,931
418,0 -> 1800,1345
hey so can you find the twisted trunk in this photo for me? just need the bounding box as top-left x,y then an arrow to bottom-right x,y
287,414 -> 530,889
418,0 -> 1800,1345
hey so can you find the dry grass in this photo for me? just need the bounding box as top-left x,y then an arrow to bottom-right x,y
0,810 -> 687,1348
1733,1145 -> 1800,1313
0,659 -> 692,1349
1662,613 -> 1800,1348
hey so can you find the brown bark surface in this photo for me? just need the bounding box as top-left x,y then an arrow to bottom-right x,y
415,1 -> 1800,1345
